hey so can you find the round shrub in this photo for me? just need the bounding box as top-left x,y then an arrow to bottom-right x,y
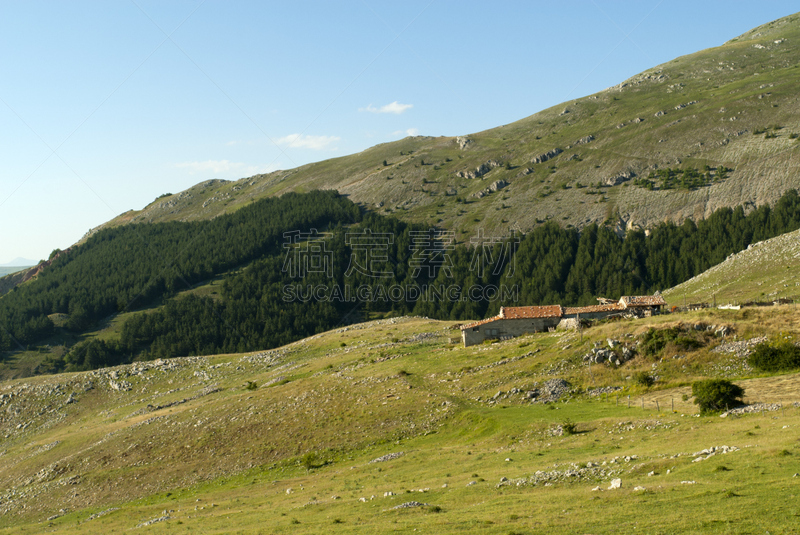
747,341 -> 800,372
692,379 -> 744,414
632,371 -> 655,387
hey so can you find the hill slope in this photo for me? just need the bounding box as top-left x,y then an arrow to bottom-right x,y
96,13 -> 800,241
664,226 -> 800,305
2,309 -> 800,533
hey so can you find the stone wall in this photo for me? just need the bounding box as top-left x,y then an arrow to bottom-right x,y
462,317 -> 560,346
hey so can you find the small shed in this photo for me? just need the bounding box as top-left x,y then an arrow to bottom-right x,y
618,295 -> 666,316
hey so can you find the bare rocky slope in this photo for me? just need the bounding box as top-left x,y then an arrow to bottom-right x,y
91,13 -> 800,242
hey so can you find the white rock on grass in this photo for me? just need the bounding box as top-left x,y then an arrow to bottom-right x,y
608,478 -> 622,490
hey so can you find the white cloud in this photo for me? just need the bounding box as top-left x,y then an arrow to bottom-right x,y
275,134 -> 340,150
361,101 -> 413,114
392,128 -> 419,137
174,160 -> 277,176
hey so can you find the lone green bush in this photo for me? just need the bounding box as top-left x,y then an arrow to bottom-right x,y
747,341 -> 800,372
561,418 -> 577,435
640,327 -> 704,357
692,379 -> 744,413
632,371 -> 655,387
300,452 -> 321,471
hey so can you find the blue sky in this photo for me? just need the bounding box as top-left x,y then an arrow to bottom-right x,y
1,1 -> 798,265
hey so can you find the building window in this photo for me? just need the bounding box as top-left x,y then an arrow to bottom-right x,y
473,327 -> 479,332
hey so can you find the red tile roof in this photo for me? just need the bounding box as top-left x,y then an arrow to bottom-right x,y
460,316 -> 503,330
460,305 -> 564,330
619,295 -> 666,307
563,303 -> 625,315
461,296 -> 662,330
500,305 -> 563,319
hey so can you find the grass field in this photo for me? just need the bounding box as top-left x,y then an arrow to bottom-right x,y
1,308 -> 799,533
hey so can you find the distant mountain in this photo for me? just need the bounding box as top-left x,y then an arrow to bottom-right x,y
94,12 -> 800,242
0,257 -> 36,267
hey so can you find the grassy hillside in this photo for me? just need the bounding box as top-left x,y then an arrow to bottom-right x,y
663,227 -> 800,305
2,308 -> 800,533
92,13 -> 800,243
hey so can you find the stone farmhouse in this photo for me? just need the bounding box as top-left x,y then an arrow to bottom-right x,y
460,295 -> 666,347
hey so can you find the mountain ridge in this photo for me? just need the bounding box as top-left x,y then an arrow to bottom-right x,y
85,12 -> 800,243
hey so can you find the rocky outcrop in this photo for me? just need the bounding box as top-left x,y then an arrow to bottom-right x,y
603,170 -> 635,186
472,180 -> 509,199
530,148 -> 562,164
489,180 -> 508,192
21,247 -> 73,284
456,160 -> 501,179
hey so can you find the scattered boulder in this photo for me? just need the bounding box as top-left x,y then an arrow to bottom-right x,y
392,501 -> 430,509
692,445 -> 738,462
584,343 -> 635,366
108,380 -> 132,392
608,478 -> 622,490
369,452 -> 404,464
